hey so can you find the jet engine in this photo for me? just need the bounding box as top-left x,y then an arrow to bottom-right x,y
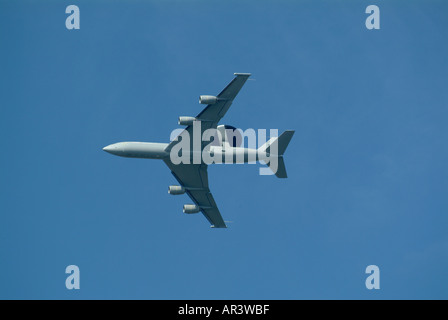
178,116 -> 196,126
183,204 -> 200,214
168,185 -> 185,195
199,95 -> 217,105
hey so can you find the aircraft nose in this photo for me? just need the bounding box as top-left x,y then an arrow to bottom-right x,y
103,144 -> 116,154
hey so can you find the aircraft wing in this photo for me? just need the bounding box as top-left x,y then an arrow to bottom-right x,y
166,73 -> 251,152
162,73 -> 251,228
163,160 -> 227,228
196,72 -> 251,130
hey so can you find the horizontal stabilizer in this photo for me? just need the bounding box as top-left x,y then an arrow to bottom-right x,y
268,156 -> 287,178
259,130 -> 295,156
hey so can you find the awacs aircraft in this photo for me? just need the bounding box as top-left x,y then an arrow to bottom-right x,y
103,73 -> 294,228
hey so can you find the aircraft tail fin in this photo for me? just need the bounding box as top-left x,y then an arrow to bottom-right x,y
258,130 -> 294,178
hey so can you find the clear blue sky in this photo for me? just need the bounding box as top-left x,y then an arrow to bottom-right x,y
0,0 -> 447,299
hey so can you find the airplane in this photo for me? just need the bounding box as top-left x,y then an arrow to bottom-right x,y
103,73 -> 294,228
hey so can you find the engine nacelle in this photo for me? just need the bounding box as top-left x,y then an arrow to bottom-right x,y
178,116 -> 196,126
168,185 -> 185,195
199,95 -> 217,105
183,204 -> 200,214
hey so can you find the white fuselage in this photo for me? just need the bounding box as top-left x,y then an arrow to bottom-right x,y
103,142 -> 271,164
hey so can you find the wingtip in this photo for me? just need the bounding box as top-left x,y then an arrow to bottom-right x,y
210,224 -> 228,229
234,72 -> 251,77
